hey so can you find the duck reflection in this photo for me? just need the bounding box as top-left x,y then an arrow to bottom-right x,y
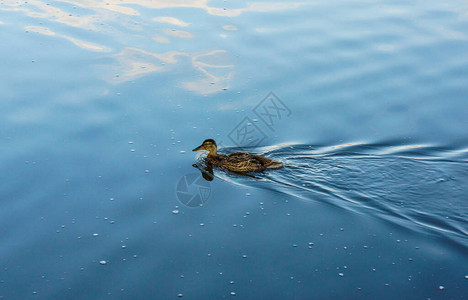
192,160 -> 262,181
192,161 -> 214,182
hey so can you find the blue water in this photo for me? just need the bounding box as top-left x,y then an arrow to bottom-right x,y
1,0 -> 467,299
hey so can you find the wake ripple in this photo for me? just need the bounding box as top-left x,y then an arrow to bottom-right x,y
215,141 -> 468,249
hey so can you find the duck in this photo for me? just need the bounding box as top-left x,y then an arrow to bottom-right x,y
192,139 -> 284,173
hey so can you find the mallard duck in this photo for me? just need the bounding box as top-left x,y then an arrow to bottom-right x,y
192,139 -> 284,173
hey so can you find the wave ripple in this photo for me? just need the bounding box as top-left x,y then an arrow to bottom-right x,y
217,141 -> 468,249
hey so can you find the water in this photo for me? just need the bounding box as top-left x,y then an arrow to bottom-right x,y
1,0 -> 467,299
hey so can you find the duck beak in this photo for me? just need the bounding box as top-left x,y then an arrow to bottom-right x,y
192,144 -> 204,151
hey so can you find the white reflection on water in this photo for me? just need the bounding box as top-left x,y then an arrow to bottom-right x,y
2,0 -> 105,29
57,0 -> 309,17
222,25 -> 238,31
107,47 -> 189,84
153,16 -> 190,27
107,47 -> 233,94
152,35 -> 171,44
26,25 -> 112,52
163,28 -> 194,39
185,50 -> 234,94
25,25 -> 55,36
1,0 -> 307,93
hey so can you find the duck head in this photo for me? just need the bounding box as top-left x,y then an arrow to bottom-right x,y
192,139 -> 217,155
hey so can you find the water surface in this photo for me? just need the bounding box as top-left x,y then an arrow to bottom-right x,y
1,0 -> 467,299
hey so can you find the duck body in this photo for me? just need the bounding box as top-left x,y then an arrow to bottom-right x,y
193,139 -> 284,173
207,152 -> 283,173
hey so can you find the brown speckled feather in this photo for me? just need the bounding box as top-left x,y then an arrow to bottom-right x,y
208,152 -> 283,173
193,139 -> 283,173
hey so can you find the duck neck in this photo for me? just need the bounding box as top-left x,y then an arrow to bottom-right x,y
208,147 -> 217,156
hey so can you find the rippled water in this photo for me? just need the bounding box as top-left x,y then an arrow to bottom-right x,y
1,0 -> 467,299
213,142 -> 468,248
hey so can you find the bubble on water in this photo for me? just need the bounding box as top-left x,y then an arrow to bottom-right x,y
465,275 -> 468,279
338,273 -> 344,277
93,233 -> 99,237
130,149 -> 135,152
172,210 -> 179,215
99,260 -> 107,265
128,141 -> 133,144
230,281 -> 235,284
242,254 -> 247,258
439,285 -> 445,290
230,292 -> 236,296
200,223 -> 205,226
180,151 -> 186,154
177,293 -> 183,297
